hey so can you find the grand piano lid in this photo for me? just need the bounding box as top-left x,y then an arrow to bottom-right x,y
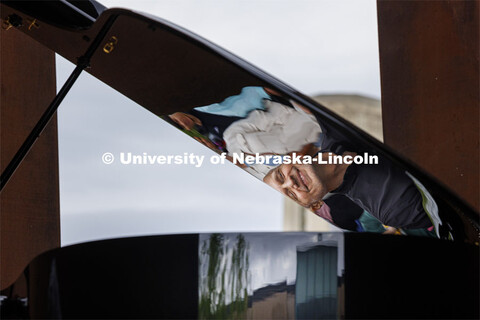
1,0 -> 479,241
0,1 -> 269,115
1,0 -> 106,30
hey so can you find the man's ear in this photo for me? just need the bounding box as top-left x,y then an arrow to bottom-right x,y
310,200 -> 324,212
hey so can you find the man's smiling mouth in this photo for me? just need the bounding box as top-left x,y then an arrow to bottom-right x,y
297,168 -> 309,191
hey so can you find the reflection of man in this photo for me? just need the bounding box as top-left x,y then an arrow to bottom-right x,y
317,194 -> 436,237
223,99 -> 321,156
263,150 -> 434,230
167,112 -> 219,150
165,86 -> 312,172
165,87 -> 277,151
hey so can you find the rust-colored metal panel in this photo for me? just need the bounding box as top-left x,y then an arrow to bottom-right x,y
0,27 -> 60,289
377,0 -> 479,212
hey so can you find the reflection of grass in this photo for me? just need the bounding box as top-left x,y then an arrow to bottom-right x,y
182,127 -> 205,139
199,234 -> 250,319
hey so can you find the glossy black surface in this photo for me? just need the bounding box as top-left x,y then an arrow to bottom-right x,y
2,0 -> 105,29
28,235 -> 199,319
18,233 -> 478,319
343,233 -> 479,319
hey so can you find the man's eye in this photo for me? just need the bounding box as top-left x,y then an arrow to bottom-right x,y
277,170 -> 284,183
288,190 -> 297,200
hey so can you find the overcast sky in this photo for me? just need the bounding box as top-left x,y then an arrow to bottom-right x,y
58,0 -> 380,246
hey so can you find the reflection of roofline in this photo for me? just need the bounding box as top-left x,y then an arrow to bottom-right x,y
248,281 -> 295,304
297,240 -> 338,252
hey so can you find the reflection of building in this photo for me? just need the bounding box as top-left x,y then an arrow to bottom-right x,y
296,242 -> 338,319
246,282 -> 295,319
314,95 -> 383,142
199,233 -> 344,320
283,94 -> 382,232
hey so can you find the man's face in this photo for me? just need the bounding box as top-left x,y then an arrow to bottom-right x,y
263,163 -> 327,208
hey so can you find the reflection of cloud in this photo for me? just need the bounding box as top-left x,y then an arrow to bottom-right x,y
200,233 -> 320,292
198,232 -> 344,301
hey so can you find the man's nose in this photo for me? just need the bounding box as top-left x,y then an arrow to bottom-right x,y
281,176 -> 296,189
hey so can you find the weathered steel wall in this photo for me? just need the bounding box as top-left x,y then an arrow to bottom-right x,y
377,0 -> 479,212
0,26 -> 60,289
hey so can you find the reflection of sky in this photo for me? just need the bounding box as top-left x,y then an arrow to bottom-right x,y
58,1 -> 380,245
199,233 -> 343,293
58,64 -> 283,244
246,233 -> 318,289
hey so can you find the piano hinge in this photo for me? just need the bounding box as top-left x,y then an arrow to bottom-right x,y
103,36 -> 118,54
2,14 -> 23,31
